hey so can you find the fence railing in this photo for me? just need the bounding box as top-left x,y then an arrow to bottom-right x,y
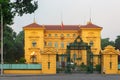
0,64 -> 42,70
118,64 -> 120,70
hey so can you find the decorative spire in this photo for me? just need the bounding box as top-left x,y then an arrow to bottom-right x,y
89,8 -> 92,22
33,12 -> 36,23
87,8 -> 92,24
60,11 -> 64,29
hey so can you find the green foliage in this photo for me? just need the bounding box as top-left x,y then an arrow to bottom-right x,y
115,36 -> 120,50
11,0 -> 38,16
0,0 -> 38,25
15,31 -> 24,60
3,26 -> 16,63
18,57 -> 26,63
3,30 -> 24,63
101,38 -> 115,50
95,64 -> 101,72
80,62 -> 86,68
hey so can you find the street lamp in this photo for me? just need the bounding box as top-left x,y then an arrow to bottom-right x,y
0,4 -> 4,76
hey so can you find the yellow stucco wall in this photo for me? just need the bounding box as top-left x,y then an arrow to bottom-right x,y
24,28 -> 44,63
81,28 -> 102,54
118,70 -> 120,74
41,47 -> 56,74
42,54 -> 56,74
102,55 -> 118,74
4,70 -> 42,74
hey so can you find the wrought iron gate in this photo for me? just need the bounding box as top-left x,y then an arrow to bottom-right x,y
65,36 -> 93,73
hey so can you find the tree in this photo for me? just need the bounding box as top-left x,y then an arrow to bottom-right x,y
0,0 -> 38,63
3,26 -> 16,63
15,31 -> 24,61
0,0 -> 38,25
115,36 -> 120,50
101,38 -> 115,50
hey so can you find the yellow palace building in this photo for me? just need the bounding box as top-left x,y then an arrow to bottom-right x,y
4,21 -> 120,75
23,21 -> 102,66
2,21 -> 120,74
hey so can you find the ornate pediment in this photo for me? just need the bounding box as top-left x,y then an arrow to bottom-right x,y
101,45 -> 119,55
42,46 -> 57,55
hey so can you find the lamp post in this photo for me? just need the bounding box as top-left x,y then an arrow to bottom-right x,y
0,4 -> 4,76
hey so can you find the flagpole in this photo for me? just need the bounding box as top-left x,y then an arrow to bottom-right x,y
0,4 -> 4,76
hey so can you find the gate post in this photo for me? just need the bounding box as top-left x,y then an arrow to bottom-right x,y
101,45 -> 119,74
41,47 -> 56,74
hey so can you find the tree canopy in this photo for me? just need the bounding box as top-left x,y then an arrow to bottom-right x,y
101,38 -> 115,50
0,0 -> 38,25
115,36 -> 120,50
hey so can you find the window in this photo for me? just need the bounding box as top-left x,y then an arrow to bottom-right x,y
89,41 -> 94,46
61,42 -> 64,48
67,34 -> 70,37
54,42 -> 58,48
31,55 -> 36,63
55,34 -> 58,37
32,41 -> 37,47
44,41 -> 47,46
48,62 -> 50,69
48,42 -> 52,46
110,62 -> 112,69
48,34 -> 51,37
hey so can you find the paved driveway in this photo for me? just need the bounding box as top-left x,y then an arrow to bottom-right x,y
0,73 -> 120,80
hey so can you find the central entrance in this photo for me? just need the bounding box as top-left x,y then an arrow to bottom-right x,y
65,36 -> 93,73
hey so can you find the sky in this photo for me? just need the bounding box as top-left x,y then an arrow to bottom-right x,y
11,0 -> 120,41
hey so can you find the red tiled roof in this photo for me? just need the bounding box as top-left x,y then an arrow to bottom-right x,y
23,23 -> 42,28
45,25 -> 79,30
80,22 -> 102,28
23,22 -> 102,30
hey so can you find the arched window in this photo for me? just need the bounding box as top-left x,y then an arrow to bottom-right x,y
30,52 -> 37,63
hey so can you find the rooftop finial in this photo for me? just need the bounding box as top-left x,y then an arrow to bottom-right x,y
60,11 -> 64,29
87,8 -> 92,24
33,12 -> 36,23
